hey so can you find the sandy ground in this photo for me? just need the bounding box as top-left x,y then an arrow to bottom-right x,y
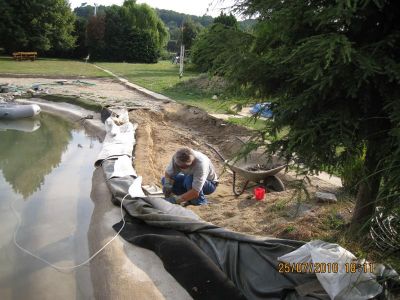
130,103 -> 351,241
0,77 -> 168,110
2,76 -> 350,242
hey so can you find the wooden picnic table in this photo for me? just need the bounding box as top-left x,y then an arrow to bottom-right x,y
12,52 -> 38,61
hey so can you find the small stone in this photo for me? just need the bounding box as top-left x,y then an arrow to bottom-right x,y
316,192 -> 337,203
212,95 -> 218,100
190,108 -> 199,114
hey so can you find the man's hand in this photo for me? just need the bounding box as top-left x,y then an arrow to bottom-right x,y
163,173 -> 174,198
163,182 -> 173,197
165,195 -> 183,205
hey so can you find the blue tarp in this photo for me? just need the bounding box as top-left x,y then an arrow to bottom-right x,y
250,102 -> 273,118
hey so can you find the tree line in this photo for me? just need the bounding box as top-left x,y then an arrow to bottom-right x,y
156,8 -> 212,53
0,0 -> 257,62
0,0 -> 169,63
0,0 -> 76,56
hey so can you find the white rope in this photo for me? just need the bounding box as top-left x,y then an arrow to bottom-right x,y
11,193 -> 129,273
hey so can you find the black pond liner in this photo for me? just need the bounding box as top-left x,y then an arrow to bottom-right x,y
98,158 -> 330,300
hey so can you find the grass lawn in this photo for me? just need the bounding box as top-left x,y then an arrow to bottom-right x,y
0,56 -> 109,77
98,60 -> 199,94
97,60 -> 240,114
227,116 -> 267,131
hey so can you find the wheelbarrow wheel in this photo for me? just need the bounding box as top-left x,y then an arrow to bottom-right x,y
263,175 -> 285,192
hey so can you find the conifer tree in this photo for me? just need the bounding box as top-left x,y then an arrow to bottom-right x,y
228,0 -> 400,226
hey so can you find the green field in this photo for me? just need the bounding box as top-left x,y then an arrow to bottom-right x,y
98,61 -> 199,94
97,61 -> 239,113
0,56 -> 109,77
226,116 -> 267,131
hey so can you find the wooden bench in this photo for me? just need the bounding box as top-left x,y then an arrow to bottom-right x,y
12,52 -> 38,61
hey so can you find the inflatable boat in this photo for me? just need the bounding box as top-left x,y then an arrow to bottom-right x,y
0,103 -> 41,119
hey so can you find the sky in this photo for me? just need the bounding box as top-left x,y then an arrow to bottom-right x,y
68,0 -> 238,18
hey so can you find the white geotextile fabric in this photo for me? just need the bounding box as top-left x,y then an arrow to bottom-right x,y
108,155 -> 137,179
278,240 -> 382,300
128,175 -> 146,198
95,114 -> 146,199
96,117 -> 137,164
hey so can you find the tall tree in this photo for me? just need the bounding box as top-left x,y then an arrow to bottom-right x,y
102,4 -> 159,63
71,17 -> 89,58
227,0 -> 400,226
86,15 -> 106,60
121,0 -> 168,51
0,0 -> 76,53
191,13 -> 244,72
85,1 -> 168,63
178,18 -> 201,50
213,12 -> 238,29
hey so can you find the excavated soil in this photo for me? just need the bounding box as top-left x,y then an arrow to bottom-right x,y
130,103 -> 351,241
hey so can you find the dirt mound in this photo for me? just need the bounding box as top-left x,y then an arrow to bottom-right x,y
173,74 -> 228,96
131,103 -> 250,183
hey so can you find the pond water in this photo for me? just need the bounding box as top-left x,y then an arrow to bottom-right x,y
0,113 -> 102,299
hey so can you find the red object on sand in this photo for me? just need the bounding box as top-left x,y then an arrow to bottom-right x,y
253,187 -> 266,201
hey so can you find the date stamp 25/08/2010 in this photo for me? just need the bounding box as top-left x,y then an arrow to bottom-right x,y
278,262 -> 375,273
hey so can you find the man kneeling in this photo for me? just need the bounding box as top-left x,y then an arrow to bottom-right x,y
162,147 -> 218,206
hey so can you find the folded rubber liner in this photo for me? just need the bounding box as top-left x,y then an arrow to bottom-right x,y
99,158 -> 329,300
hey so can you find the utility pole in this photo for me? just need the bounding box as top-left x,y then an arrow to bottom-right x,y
179,44 -> 185,79
179,23 -> 185,78
94,3 -> 98,16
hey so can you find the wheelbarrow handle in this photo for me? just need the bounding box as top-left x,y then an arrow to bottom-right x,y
235,136 -> 246,145
205,143 -> 226,162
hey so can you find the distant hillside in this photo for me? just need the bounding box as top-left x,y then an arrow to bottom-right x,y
156,9 -> 214,29
74,4 -> 107,18
239,19 -> 258,31
155,8 -> 257,41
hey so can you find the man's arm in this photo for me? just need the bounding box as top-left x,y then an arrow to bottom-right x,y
163,171 -> 175,197
175,160 -> 208,204
164,171 -> 174,182
165,155 -> 177,181
176,188 -> 199,204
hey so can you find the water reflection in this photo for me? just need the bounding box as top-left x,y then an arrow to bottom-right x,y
0,114 -> 74,199
0,113 -> 102,299
0,119 -> 41,132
